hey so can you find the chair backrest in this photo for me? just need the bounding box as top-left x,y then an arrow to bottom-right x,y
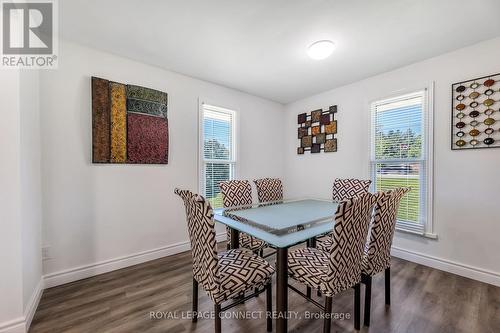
363,187 -> 410,275
253,178 -> 283,203
174,188 -> 220,297
219,180 -> 253,208
332,178 -> 372,201
323,192 -> 377,295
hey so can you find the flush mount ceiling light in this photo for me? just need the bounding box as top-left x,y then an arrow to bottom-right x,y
307,40 -> 335,60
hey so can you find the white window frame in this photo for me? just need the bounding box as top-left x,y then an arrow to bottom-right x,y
370,83 -> 436,239
198,101 -> 238,203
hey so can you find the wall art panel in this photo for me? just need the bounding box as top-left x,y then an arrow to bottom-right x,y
451,73 -> 499,150
91,76 -> 169,164
92,77 -> 111,162
297,105 -> 338,154
110,82 -> 127,163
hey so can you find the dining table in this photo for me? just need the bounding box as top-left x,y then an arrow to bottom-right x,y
214,198 -> 339,333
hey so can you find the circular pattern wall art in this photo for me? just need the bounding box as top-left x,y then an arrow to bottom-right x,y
451,73 -> 499,150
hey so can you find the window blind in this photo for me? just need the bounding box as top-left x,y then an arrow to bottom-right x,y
201,104 -> 235,208
371,91 -> 428,234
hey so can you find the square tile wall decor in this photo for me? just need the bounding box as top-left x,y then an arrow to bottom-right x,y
92,77 -> 169,164
451,73 -> 499,150
297,105 -> 338,154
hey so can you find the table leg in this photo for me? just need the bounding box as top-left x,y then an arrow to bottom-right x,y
306,238 -> 316,298
276,247 -> 288,333
309,237 -> 316,248
230,228 -> 239,249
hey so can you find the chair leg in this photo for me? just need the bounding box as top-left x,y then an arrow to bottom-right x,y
192,278 -> 198,323
364,276 -> 372,327
306,286 -> 311,298
214,303 -> 221,333
260,248 -> 264,257
254,257 -> 259,295
385,267 -> 391,306
354,283 -> 360,331
308,238 -> 319,299
266,282 -> 273,332
240,290 -> 247,303
323,296 -> 332,333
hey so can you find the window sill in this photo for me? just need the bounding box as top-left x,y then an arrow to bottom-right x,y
396,227 -> 438,240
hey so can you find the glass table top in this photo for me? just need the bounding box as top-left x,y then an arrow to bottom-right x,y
213,199 -> 339,248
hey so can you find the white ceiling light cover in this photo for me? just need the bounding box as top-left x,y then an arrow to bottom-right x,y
307,40 -> 335,60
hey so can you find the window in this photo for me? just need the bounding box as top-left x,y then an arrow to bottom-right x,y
370,88 -> 433,236
200,103 -> 236,208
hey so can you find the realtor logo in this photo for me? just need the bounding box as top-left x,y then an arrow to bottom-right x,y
1,0 -> 58,68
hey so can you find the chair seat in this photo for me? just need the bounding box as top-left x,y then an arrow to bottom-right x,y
215,249 -> 275,302
288,247 -> 330,293
239,233 -> 267,251
227,227 -> 267,252
316,233 -> 334,252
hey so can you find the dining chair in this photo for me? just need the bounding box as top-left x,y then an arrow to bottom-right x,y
253,178 -> 284,204
361,187 -> 410,327
175,188 -> 274,333
287,192 -> 378,332
316,178 -> 372,252
219,180 -> 267,254
332,178 -> 372,201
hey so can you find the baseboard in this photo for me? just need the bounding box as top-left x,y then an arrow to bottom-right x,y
44,233 -> 227,288
24,279 -> 43,330
0,318 -> 25,333
0,277 -> 44,333
391,246 -> 500,287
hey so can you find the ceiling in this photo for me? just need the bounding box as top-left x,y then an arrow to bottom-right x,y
60,0 -> 500,104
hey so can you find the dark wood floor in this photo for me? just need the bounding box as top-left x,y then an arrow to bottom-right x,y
30,243 -> 500,333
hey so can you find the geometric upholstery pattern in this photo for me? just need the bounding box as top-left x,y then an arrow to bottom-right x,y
316,235 -> 334,253
288,192 -> 377,297
220,180 -> 253,208
175,188 -> 220,301
332,178 -> 372,201
218,249 -> 275,301
362,187 -> 410,276
253,178 -> 284,203
288,247 -> 330,288
316,178 -> 373,248
175,188 -> 274,304
219,180 -> 266,252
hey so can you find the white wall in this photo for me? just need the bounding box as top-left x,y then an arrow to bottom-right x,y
284,37 -> 500,283
40,41 -> 285,280
0,70 -> 42,332
19,71 -> 43,320
0,12 -> 42,329
0,70 -> 24,332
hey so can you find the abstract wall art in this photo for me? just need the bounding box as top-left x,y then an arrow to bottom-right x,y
92,77 -> 169,164
297,105 -> 338,154
451,73 -> 499,150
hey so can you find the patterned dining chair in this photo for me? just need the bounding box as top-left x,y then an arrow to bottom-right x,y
316,178 -> 372,252
219,180 -> 267,254
287,192 -> 377,332
332,178 -> 372,202
361,187 -> 410,327
253,178 -> 284,204
175,188 -> 274,333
